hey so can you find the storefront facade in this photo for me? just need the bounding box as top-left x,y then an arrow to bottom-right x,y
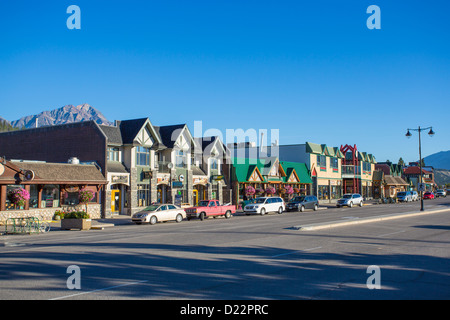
278,142 -> 344,203
230,157 -> 312,206
0,158 -> 106,221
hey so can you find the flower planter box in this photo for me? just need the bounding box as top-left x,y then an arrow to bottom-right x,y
61,218 -> 91,231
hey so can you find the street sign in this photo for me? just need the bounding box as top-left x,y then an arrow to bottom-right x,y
418,183 -> 426,192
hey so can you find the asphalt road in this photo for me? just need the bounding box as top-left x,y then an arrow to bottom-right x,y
1,197 -> 449,301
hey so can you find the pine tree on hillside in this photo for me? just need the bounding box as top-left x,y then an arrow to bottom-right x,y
0,119 -> 19,132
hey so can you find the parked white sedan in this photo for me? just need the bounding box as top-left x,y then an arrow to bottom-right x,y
132,204 -> 186,225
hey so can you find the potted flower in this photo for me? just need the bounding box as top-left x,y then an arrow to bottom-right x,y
61,210 -> 91,230
7,188 -> 30,209
53,210 -> 65,221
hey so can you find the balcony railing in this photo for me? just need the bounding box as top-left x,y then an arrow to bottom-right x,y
157,161 -> 171,173
341,165 -> 361,177
157,161 -> 188,173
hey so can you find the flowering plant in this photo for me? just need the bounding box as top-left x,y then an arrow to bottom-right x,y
245,186 -> 256,196
79,189 -> 95,214
265,186 -> 276,195
8,188 -> 30,207
284,185 -> 294,195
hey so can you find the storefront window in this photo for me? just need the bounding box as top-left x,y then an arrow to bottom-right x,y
41,185 -> 60,208
318,185 -> 329,200
331,185 -> 341,199
65,192 -> 79,205
30,185 -> 39,208
137,184 -> 151,207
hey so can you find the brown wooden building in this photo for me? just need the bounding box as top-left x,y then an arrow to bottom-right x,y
0,157 -> 106,221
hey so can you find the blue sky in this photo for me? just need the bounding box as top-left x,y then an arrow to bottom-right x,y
0,0 -> 449,163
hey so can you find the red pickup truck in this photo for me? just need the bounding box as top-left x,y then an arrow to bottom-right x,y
185,200 -> 236,221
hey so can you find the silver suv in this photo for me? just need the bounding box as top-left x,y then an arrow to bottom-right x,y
336,194 -> 363,208
397,191 -> 413,202
435,189 -> 447,198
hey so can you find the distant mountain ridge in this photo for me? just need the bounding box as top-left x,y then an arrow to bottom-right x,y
423,150 -> 450,170
6,104 -> 112,129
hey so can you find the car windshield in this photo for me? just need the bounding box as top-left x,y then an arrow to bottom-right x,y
437,190 -> 443,192
342,195 -> 352,199
143,205 -> 160,212
198,200 -> 209,207
254,198 -> 267,204
397,192 -> 406,196
291,196 -> 305,202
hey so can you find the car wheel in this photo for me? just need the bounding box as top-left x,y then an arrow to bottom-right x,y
149,216 -> 157,225
176,214 -> 183,223
278,207 -> 283,214
200,212 -> 206,221
224,211 -> 232,219
300,205 -> 305,212
348,202 -> 353,208
359,201 -> 363,207
314,204 -> 318,211
260,208 -> 266,215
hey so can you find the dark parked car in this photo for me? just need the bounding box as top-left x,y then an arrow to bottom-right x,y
286,195 -> 319,212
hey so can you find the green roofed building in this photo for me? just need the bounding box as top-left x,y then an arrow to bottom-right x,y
229,157 -> 312,206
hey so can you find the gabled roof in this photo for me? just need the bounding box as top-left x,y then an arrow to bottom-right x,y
280,161 -> 313,184
99,118 -> 163,148
194,136 -> 229,158
404,166 -> 432,175
154,124 -> 197,150
306,142 -> 323,155
231,158 -> 312,184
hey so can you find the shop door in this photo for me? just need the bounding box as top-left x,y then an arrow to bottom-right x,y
111,190 -> 121,213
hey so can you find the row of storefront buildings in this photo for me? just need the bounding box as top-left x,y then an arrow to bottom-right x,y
0,118 -> 435,220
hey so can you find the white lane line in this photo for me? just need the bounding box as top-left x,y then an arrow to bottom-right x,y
49,280 -> 148,300
377,230 -> 406,237
271,246 -> 322,258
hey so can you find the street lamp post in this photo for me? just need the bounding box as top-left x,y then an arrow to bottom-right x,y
405,126 -> 435,211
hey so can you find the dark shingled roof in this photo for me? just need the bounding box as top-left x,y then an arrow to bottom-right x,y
118,118 -> 148,145
153,124 -> 186,149
100,118 -> 166,150
11,161 -> 106,184
99,124 -> 122,145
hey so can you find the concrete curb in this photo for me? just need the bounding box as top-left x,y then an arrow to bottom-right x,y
292,208 -> 450,231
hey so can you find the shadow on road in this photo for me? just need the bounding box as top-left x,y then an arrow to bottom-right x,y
1,232 -> 449,300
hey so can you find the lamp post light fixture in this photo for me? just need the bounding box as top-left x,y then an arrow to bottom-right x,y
405,126 -> 435,211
